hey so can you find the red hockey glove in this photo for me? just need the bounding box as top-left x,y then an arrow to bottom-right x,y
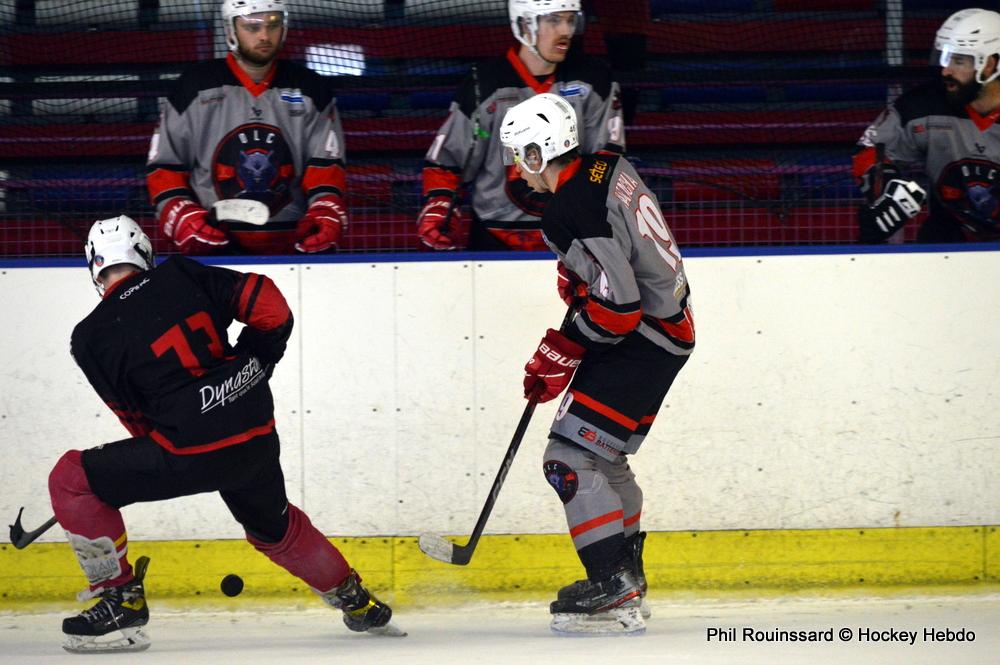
556,260 -> 589,307
162,198 -> 228,254
417,195 -> 462,250
524,328 -> 586,403
295,195 -> 348,253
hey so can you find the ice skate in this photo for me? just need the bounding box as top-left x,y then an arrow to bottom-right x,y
557,532 -> 651,619
550,567 -> 646,636
320,570 -> 406,637
62,555 -> 151,653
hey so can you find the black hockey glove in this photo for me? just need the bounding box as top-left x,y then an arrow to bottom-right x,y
235,316 -> 293,367
858,179 -> 926,243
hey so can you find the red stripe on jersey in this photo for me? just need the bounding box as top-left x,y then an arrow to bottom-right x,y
147,167 -> 190,203
238,274 -> 291,330
570,509 -> 624,538
656,306 -> 695,344
506,47 -> 555,93
639,415 -> 656,425
422,166 -> 461,196
623,511 -> 641,528
226,52 -> 276,97
555,158 -> 583,191
851,146 -> 877,181
965,104 -> 1000,132
571,390 -> 639,430
585,298 -> 642,336
150,419 -> 275,455
301,163 -> 346,198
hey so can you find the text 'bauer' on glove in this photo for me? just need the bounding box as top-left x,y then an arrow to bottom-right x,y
524,328 -> 586,403
295,195 -> 348,253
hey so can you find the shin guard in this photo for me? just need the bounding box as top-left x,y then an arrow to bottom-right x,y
48,450 -> 133,591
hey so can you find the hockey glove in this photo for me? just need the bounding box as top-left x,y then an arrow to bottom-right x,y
524,329 -> 586,403
162,198 -> 229,254
235,317 -> 293,367
417,195 -> 462,250
858,179 -> 926,243
858,162 -> 902,203
556,261 -> 589,308
295,195 -> 348,253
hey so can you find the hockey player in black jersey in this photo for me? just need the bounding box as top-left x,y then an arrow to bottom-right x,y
417,0 -> 625,251
854,8 -> 1000,243
499,94 -> 695,635
47,216 -> 402,653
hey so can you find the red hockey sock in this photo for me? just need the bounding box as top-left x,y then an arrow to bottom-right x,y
246,503 -> 350,593
48,450 -> 133,590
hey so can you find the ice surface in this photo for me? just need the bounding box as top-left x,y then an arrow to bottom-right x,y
1,591 -> 997,664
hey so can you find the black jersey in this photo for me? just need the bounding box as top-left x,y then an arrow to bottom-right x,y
70,256 -> 292,454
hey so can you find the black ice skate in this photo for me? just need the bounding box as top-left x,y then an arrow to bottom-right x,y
550,567 -> 645,636
557,532 -> 651,619
320,570 -> 406,637
62,555 -> 151,653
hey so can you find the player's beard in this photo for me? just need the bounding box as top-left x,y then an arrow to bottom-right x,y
238,41 -> 279,67
941,75 -> 981,108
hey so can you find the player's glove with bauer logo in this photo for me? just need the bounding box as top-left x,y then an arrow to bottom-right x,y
295,195 -> 348,253
524,329 -> 586,403
859,179 -> 926,243
417,195 -> 462,250
556,261 -> 589,308
162,198 -> 229,254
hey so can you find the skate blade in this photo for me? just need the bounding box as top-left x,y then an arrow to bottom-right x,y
570,597 -> 651,621
551,606 -> 646,637
63,627 -> 151,653
366,621 -> 407,637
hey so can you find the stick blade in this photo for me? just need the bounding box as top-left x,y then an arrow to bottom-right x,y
212,199 -> 269,226
418,534 -> 456,563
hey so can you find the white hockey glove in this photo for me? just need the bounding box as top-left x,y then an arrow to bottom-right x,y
859,179 -> 926,243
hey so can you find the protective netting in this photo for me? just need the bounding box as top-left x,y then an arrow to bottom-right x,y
0,1 -> 955,256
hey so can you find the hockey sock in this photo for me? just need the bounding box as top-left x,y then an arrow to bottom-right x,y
48,450 -> 133,590
606,456 -> 642,538
544,438 -> 631,581
246,503 -> 350,593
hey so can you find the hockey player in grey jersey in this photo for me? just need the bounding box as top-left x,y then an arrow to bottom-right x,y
499,94 -> 694,635
855,8 -> 1000,243
417,0 -> 625,251
147,0 -> 348,255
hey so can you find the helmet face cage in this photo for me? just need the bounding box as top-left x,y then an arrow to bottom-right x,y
85,216 -> 155,297
221,0 -> 289,52
508,0 -> 583,50
932,8 -> 1000,84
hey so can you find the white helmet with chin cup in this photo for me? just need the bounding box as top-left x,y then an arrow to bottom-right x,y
499,92 -> 579,175
221,0 -> 288,52
508,0 -> 583,52
933,8 -> 1000,84
85,216 -> 154,297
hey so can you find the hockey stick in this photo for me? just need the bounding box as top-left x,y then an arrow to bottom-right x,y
210,199 -> 269,226
419,305 -> 575,565
8,507 -> 57,549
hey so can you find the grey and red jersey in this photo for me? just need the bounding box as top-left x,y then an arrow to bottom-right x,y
424,47 -> 625,249
543,155 -> 695,357
147,54 -> 346,253
854,81 -> 1000,242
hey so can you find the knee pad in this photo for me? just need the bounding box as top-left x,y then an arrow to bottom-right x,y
543,438 -> 603,505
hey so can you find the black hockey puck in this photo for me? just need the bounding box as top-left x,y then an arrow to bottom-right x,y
220,574 -> 244,597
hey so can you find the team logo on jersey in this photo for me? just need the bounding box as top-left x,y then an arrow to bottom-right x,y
937,158 -> 1000,235
211,123 -> 295,214
558,83 -> 589,100
279,89 -> 305,117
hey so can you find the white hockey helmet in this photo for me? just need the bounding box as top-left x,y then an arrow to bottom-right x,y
509,0 -> 583,51
933,8 -> 1000,84
85,216 -> 154,297
221,0 -> 289,52
499,92 -> 579,175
